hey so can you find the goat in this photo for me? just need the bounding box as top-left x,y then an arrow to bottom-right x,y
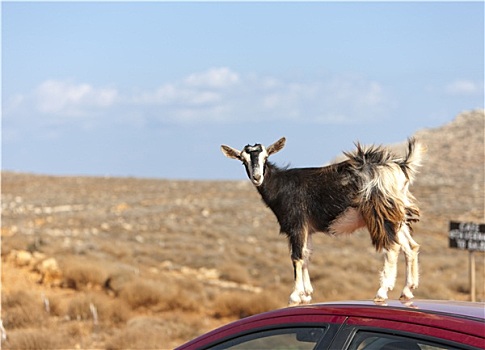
221,137 -> 424,306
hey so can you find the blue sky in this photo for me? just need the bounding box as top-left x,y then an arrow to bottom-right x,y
2,1 -> 484,180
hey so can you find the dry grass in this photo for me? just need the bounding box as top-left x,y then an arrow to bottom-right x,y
101,299 -> 132,325
212,291 -> 283,319
219,262 -> 252,284
118,277 -> 202,313
119,279 -> 166,310
105,316 -> 172,350
60,257 -> 109,290
67,294 -> 97,321
1,290 -> 47,329
66,293 -> 130,325
105,313 -> 206,350
2,328 -> 61,350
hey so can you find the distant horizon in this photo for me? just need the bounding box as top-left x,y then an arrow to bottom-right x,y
3,108 -> 482,181
3,2 -> 484,180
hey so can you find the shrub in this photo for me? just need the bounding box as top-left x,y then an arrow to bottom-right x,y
66,293 -> 130,325
161,288 -> 202,313
3,328 -> 61,350
45,294 -> 65,317
219,263 -> 251,284
61,258 -> 107,290
106,313 -> 204,350
212,291 -> 281,319
119,279 -> 165,309
1,290 -> 46,329
105,316 -> 167,350
66,294 -> 95,321
100,298 -> 131,325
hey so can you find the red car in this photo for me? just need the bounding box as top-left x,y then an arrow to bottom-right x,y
177,300 -> 485,350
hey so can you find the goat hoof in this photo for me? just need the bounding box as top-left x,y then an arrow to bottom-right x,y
374,296 -> 387,304
400,286 -> 415,301
301,294 -> 312,304
399,294 -> 414,301
399,292 -> 414,301
374,294 -> 387,303
374,288 -> 388,303
288,293 -> 302,307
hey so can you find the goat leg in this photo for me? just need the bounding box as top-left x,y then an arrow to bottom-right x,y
374,243 -> 400,302
289,259 -> 307,306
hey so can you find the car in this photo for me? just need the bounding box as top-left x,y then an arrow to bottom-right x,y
176,300 -> 485,350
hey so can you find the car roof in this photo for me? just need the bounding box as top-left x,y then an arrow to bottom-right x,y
310,299 -> 485,320
177,300 -> 484,349
247,300 -> 485,330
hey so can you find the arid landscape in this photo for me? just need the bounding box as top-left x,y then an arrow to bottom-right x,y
1,110 -> 484,349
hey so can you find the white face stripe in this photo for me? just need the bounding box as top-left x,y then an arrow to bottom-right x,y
240,144 -> 269,186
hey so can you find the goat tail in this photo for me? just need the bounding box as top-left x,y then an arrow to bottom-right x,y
346,138 -> 425,251
399,137 -> 426,184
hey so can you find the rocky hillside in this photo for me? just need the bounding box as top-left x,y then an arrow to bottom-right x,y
413,110 -> 484,231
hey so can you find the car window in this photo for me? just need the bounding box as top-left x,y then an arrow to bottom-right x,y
208,327 -> 326,350
348,331 -> 464,350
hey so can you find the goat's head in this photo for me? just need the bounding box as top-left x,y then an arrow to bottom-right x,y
221,137 -> 286,186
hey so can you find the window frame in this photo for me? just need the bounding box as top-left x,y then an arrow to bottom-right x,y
204,322 -> 342,350
331,325 -> 482,350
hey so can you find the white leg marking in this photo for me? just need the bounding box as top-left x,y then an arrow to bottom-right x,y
289,229 -> 314,306
375,242 -> 400,302
397,225 -> 420,300
405,227 -> 420,289
302,234 -> 313,304
289,259 -> 306,306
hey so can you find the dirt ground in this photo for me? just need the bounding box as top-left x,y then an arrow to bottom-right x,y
1,110 -> 484,349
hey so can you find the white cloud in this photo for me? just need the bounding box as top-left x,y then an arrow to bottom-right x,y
184,67 -> 240,88
445,80 -> 483,95
5,68 -> 392,127
4,94 -> 25,115
34,80 -> 118,116
135,84 -> 221,106
249,75 -> 390,123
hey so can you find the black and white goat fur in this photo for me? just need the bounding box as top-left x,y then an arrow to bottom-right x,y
221,137 -> 424,306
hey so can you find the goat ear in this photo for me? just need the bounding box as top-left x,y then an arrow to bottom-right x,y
221,145 -> 242,160
267,137 -> 286,156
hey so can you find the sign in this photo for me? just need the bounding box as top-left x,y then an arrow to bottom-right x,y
449,221 -> 485,252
